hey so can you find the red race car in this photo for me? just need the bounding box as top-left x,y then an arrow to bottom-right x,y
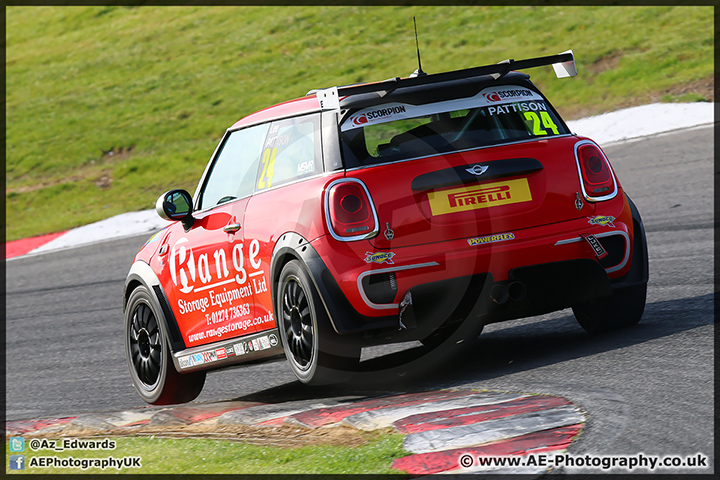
124,50 -> 648,404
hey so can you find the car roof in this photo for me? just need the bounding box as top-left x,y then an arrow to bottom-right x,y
230,95 -> 322,130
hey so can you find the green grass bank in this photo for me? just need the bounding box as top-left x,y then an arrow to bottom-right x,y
6,6 -> 713,241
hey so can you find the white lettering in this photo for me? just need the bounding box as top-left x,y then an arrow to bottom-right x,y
213,249 -> 230,279
197,253 -> 212,283
249,239 -> 261,269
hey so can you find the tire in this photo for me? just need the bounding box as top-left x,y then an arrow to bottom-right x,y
125,285 -> 205,405
572,283 -> 647,333
276,260 -> 360,385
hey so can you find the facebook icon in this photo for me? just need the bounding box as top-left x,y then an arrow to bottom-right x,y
10,455 -> 25,470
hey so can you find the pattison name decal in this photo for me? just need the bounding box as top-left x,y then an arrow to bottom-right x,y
428,179 -> 532,215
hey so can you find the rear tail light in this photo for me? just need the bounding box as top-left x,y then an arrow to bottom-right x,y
575,140 -> 618,201
325,178 -> 379,241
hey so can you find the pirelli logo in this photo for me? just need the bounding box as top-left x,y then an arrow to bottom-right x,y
427,178 -> 533,215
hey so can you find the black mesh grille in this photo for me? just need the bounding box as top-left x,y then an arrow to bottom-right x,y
361,272 -> 398,304
598,235 -> 627,269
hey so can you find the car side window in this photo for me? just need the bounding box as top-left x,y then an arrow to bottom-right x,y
200,123 -> 270,210
256,114 -> 321,191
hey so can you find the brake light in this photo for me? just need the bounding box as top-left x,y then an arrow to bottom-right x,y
575,140 -> 617,201
325,179 -> 379,241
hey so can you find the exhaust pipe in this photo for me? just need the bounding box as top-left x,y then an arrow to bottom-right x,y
490,281 -> 527,305
490,284 -> 509,305
508,281 -> 527,302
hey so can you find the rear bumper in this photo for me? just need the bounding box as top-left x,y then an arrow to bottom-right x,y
301,195 -> 644,338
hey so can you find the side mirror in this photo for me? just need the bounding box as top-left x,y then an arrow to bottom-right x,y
156,189 -> 194,230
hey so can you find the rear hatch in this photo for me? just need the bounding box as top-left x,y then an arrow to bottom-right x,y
338,83 -> 587,249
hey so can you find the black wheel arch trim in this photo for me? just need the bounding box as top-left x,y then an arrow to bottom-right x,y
610,193 -> 649,290
271,233 -> 397,335
124,261 -> 186,352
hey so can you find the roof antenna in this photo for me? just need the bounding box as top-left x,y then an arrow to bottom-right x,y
410,17 -> 426,78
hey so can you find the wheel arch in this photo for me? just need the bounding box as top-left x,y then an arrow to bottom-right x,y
616,193 -> 649,289
124,261 -> 186,352
270,233 -> 364,335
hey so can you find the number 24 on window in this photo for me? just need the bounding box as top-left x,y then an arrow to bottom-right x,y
258,147 -> 278,189
524,111 -> 559,136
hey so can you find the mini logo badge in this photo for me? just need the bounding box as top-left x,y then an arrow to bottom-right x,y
466,164 -> 489,176
588,215 -> 616,227
364,252 -> 396,264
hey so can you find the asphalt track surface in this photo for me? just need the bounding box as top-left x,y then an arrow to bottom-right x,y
6,126 -> 714,473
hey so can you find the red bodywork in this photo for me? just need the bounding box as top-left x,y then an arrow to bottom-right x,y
132,84 -> 634,353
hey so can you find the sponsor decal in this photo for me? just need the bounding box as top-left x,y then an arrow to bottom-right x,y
252,336 -> 272,351
483,88 -> 538,102
466,164 -> 489,176
201,351 -> 217,363
467,232 -> 515,246
226,346 -> 236,357
350,105 -> 408,127
428,178 -> 532,216
296,160 -> 314,175
170,237 -> 262,296
588,215 -> 616,227
580,234 -> 608,259
365,251 -> 396,265
215,348 -> 227,360
269,334 -> 279,347
487,101 -> 548,116
191,353 -> 204,366
179,356 -> 191,368
342,86 -> 543,132
234,342 -> 247,355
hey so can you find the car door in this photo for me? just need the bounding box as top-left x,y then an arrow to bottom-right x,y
160,123 -> 270,348
242,114 -> 325,325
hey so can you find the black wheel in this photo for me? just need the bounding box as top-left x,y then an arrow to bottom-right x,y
572,283 -> 647,333
125,285 -> 205,405
276,260 -> 360,385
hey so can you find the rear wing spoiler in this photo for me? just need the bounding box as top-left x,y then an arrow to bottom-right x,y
313,49 -> 576,111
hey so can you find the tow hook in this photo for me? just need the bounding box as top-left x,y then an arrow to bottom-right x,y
398,291 -> 416,330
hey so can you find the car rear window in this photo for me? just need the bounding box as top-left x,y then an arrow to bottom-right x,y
339,85 -> 568,168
